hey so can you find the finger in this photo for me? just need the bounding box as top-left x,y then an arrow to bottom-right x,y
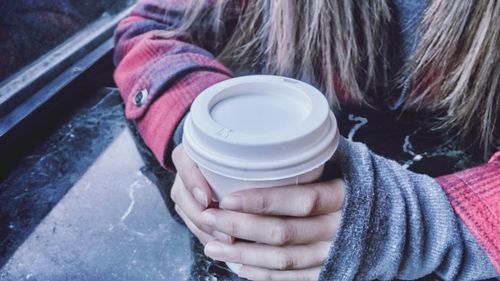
204,241 -> 330,270
200,209 -> 340,245
172,176 -> 234,243
238,265 -> 321,281
172,144 -> 213,207
175,205 -> 215,245
171,175 -> 215,234
219,178 -> 345,216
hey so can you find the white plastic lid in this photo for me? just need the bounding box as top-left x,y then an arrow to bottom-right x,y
183,75 -> 339,181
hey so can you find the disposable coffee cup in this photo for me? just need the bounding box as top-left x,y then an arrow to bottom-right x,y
182,75 -> 339,273
183,75 -> 339,201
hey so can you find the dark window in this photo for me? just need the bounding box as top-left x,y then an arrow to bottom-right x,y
0,0 -> 135,144
0,0 -> 134,83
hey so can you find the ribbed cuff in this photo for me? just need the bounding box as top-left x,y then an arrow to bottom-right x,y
437,156 -> 500,271
135,71 -> 231,171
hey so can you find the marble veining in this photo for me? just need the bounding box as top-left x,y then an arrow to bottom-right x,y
0,88 -> 246,281
401,130 -> 467,169
121,180 -> 141,222
347,114 -> 368,141
336,106 -> 483,177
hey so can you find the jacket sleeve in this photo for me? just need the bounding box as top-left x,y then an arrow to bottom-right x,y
113,0 -> 243,169
319,137 -> 499,281
436,152 -> 500,272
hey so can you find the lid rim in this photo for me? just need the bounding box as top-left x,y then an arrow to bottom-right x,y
184,132 -> 339,181
184,112 -> 338,170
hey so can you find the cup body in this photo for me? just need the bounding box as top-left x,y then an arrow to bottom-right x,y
199,164 -> 325,200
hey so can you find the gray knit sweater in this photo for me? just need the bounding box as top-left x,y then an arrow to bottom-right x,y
318,138 -> 498,280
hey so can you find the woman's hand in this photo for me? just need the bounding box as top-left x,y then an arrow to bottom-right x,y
170,144 -> 233,244
200,179 -> 345,281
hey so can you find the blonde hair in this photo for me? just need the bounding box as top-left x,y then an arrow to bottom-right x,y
407,0 -> 499,158
172,0 -> 499,158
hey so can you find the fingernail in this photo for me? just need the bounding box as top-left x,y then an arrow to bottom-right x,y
200,211 -> 216,226
237,266 -> 250,279
220,195 -> 243,210
227,262 -> 242,275
204,242 -> 224,259
212,230 -> 233,244
193,187 -> 208,208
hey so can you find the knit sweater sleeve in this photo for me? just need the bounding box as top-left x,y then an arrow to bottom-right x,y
436,152 -> 500,271
319,137 -> 499,280
113,0 -> 244,170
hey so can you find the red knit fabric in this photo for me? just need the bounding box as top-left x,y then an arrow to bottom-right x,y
135,71 -> 229,168
113,4 -> 233,168
437,152 -> 500,271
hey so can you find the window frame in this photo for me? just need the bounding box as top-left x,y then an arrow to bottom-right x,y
0,5 -> 134,164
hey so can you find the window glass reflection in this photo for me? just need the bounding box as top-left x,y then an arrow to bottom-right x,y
0,0 -> 134,83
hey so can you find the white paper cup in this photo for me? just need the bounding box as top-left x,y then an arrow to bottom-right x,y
182,75 -> 339,200
183,75 -> 339,273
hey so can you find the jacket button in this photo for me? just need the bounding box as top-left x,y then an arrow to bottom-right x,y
133,89 -> 148,106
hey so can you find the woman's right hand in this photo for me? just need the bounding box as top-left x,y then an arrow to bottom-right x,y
171,144 -> 233,244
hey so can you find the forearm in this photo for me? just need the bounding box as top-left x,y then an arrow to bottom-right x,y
319,138 -> 498,280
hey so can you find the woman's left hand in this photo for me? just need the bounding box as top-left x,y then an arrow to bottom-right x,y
200,178 -> 345,281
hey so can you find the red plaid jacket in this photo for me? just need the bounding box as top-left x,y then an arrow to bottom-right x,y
114,0 -> 500,270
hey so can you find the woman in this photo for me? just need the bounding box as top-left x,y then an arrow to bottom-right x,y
114,0 -> 499,280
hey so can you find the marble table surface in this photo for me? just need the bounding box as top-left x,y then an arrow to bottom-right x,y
0,88 -> 242,281
0,87 -> 484,281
